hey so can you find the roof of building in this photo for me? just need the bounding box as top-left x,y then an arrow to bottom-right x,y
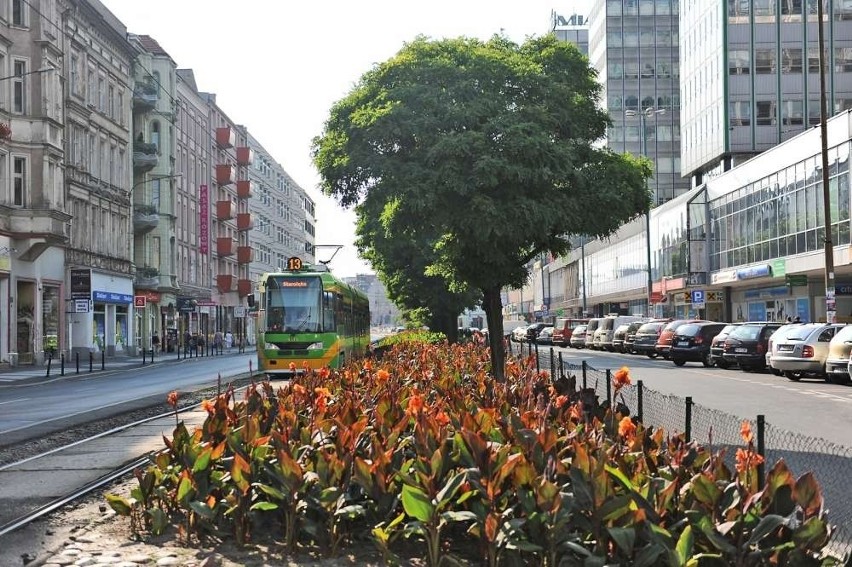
137,35 -> 173,59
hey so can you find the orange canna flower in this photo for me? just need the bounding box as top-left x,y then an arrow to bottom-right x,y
289,362 -> 297,371
314,387 -> 331,398
376,369 -> 390,383
569,403 -> 583,421
318,367 -> 330,379
618,416 -> 637,439
291,383 -> 306,396
735,447 -> 765,473
406,392 -> 424,416
363,359 -> 374,372
167,390 -> 178,407
555,395 -> 569,409
435,411 -> 451,427
201,399 -> 215,413
740,420 -> 754,444
613,366 -> 631,389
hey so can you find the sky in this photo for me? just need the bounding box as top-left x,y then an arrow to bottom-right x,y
103,0 -> 588,278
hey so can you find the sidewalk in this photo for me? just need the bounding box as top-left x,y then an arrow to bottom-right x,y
0,348 -> 251,386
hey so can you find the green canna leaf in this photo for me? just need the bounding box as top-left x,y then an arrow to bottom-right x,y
250,501 -> 279,511
105,494 -> 134,516
435,471 -> 465,508
401,484 -> 434,523
192,446 -> 212,473
632,543 -> 665,567
190,500 -> 216,519
691,473 -> 721,507
177,475 -> 193,504
676,525 -> 694,565
792,517 -> 830,549
794,473 -> 823,519
148,507 -> 169,536
747,515 -> 788,545
608,526 -> 636,555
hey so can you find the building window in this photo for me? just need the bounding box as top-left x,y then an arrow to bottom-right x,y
730,100 -> 751,126
781,48 -> 803,73
12,60 -> 26,114
97,78 -> 105,111
755,49 -> 777,74
151,121 -> 160,151
807,47 -> 826,73
11,0 -> 27,26
728,0 -> 749,22
781,0 -> 803,21
756,100 -> 777,125
108,85 -> 115,118
70,55 -> 79,95
754,0 -> 776,22
729,50 -> 750,74
835,48 -> 852,72
781,100 -> 804,125
13,156 -> 26,206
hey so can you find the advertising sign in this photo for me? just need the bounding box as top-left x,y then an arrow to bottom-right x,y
134,296 -> 147,308
199,184 -> 209,255
70,269 -> 92,299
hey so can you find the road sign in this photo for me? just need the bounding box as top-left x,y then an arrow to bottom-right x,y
75,299 -> 89,313
690,289 -> 705,305
234,306 -> 247,318
134,296 -> 146,308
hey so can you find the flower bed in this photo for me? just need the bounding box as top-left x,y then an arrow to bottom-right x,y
109,340 -> 838,566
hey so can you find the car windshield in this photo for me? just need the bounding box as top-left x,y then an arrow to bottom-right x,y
638,322 -> 663,334
730,325 -> 762,340
676,324 -> 701,336
719,324 -> 737,335
782,325 -> 822,341
574,325 -> 587,333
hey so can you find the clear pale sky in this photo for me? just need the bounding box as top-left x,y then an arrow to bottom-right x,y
103,0 -> 588,277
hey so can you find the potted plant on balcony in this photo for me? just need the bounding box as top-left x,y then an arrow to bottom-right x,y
134,203 -> 158,216
137,266 -> 159,279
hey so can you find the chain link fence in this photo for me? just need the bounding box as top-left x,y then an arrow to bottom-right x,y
512,343 -> 852,564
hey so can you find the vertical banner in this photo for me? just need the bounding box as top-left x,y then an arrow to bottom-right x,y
199,184 -> 209,255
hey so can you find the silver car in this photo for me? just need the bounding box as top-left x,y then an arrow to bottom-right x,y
769,323 -> 844,381
765,323 -> 806,375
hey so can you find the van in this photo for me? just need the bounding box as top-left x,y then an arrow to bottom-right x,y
552,318 -> 589,347
584,318 -> 603,348
593,315 -> 646,351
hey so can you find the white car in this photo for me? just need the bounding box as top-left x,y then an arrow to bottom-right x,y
511,325 -> 529,343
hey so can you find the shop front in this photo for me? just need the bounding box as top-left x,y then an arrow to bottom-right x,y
68,270 -> 134,358
133,290 -> 162,355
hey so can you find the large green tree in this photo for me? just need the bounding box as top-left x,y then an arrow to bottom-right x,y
312,34 -> 651,380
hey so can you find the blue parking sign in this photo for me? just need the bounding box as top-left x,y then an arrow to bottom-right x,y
691,289 -> 705,304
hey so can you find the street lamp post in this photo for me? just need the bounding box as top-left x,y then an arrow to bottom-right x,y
817,0 -> 835,323
625,107 -> 665,317
0,65 -> 55,82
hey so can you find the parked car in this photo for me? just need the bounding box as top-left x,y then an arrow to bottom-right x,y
551,318 -> 589,348
765,323 -> 807,375
511,325 -> 529,343
721,322 -> 783,372
632,321 -> 668,358
669,322 -> 728,367
825,324 -> 852,384
709,323 -> 741,368
770,323 -> 844,381
569,324 -> 588,348
584,318 -> 603,349
593,315 -> 645,351
536,326 -> 554,346
611,324 -> 632,353
655,320 -> 706,359
525,322 -> 553,342
620,321 -> 645,354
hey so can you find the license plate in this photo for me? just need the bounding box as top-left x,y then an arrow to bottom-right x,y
677,341 -> 689,347
735,348 -> 748,353
778,345 -> 794,351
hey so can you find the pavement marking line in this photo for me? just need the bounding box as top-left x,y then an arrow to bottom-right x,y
0,397 -> 30,405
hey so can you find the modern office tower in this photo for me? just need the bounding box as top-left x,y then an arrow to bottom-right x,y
0,0 -> 66,364
587,0 -> 690,205
128,34 -> 178,353
62,0 -> 136,359
680,1 -> 852,185
551,11 -> 589,56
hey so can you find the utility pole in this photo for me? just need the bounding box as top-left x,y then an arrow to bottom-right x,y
818,0 -> 835,323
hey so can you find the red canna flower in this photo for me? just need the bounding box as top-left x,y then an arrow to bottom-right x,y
735,447 -> 765,473
740,420 -> 754,444
569,403 -> 583,421
555,395 -> 569,409
406,392 -> 424,416
613,366 -> 631,390
167,390 -> 178,407
618,416 -> 637,439
435,411 -> 451,427
318,366 -> 330,379
363,359 -> 373,372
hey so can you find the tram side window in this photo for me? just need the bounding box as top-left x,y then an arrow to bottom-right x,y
323,291 -> 336,332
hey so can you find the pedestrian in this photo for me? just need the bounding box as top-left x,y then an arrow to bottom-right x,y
785,316 -> 792,323
225,330 -> 234,352
214,330 -> 223,354
794,316 -> 801,323
151,333 -> 160,353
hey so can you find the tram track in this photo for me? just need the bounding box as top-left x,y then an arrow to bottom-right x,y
0,372 -> 262,540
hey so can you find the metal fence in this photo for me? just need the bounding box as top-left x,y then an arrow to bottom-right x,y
509,340 -> 852,564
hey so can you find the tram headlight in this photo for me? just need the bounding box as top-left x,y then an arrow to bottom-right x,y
307,342 -> 324,350
265,342 -> 279,351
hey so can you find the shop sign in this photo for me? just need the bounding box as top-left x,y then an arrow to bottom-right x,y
70,269 -> 92,299
199,185 -> 209,255
771,259 -> 787,278
142,290 -> 161,302
75,299 -> 90,313
93,291 -> 133,303
736,264 -> 772,280
176,297 -> 198,312
785,274 -> 808,287
836,283 -> 852,295
134,296 -> 146,308
711,270 -> 738,284
706,291 -> 725,302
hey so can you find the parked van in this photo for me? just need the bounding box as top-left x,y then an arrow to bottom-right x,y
552,318 -> 589,347
584,318 -> 603,349
593,315 -> 646,351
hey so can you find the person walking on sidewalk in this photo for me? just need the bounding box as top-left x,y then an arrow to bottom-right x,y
213,330 -> 223,355
151,333 -> 160,353
225,331 -> 234,352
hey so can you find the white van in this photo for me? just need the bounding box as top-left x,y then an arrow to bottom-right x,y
584,318 -> 603,349
593,315 -> 646,351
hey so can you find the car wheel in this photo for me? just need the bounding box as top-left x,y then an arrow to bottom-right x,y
716,360 -> 729,369
827,373 -> 852,385
646,352 -> 658,359
673,359 -> 686,367
702,352 -> 714,368
741,365 -> 751,372
784,371 -> 802,382
771,368 -> 782,376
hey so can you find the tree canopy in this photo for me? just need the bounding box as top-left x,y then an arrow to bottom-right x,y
312,34 -> 651,380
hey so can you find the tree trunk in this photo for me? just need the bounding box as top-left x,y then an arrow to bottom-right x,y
482,286 -> 505,382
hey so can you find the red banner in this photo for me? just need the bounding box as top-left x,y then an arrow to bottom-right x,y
199,184 -> 209,255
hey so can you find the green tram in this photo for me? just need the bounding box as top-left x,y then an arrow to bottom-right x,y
254,256 -> 370,377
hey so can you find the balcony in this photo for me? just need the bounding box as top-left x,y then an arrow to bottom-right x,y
237,246 -> 254,264
216,200 -> 236,221
236,212 -> 253,231
237,279 -> 253,297
132,83 -> 158,110
133,142 -> 159,172
236,180 -> 254,199
134,266 -> 160,290
215,164 -> 235,186
236,146 -> 253,166
0,205 -> 71,261
217,274 -> 237,293
216,237 -> 237,256
216,126 -> 235,149
133,204 -> 160,234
